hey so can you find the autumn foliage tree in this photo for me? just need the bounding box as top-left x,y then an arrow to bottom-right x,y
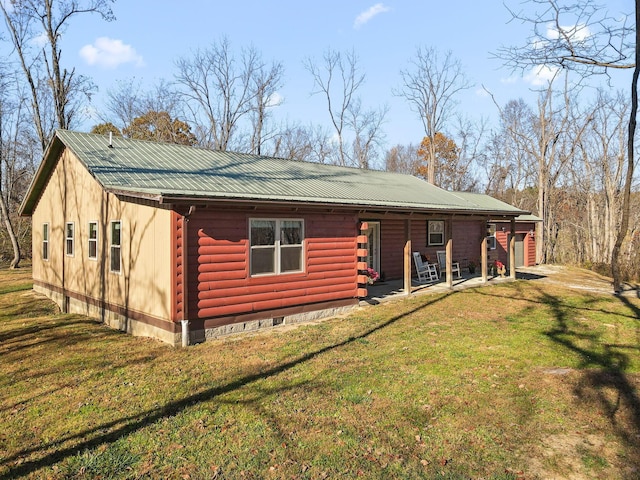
122,111 -> 197,146
416,132 -> 459,188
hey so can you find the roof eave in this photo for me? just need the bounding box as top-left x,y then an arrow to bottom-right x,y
158,193 -> 529,217
19,133 -> 64,216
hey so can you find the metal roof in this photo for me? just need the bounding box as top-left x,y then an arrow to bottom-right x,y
20,130 -> 529,217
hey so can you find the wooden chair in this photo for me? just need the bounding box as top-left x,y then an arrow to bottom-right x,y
413,252 -> 439,282
436,250 -> 461,279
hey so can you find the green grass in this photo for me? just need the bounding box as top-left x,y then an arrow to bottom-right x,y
0,267 -> 639,479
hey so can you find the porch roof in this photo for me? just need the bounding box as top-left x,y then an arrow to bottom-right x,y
21,130 -> 529,217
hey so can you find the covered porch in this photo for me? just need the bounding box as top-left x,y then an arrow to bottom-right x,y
358,213 -> 522,299
361,267 -> 521,305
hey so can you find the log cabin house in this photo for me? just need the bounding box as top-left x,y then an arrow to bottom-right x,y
20,130 -> 532,346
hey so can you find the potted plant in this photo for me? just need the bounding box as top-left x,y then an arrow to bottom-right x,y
467,260 -> 477,274
365,267 -> 380,284
495,260 -> 506,278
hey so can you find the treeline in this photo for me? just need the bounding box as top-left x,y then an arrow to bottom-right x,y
0,1 -> 638,282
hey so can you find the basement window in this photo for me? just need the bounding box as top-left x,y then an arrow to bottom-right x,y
250,219 -> 304,276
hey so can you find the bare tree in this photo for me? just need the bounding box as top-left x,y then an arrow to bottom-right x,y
575,89 -> 628,264
1,0 -> 115,151
249,62 -> 284,155
0,70 -> 38,268
384,143 -> 419,175
175,37 -> 283,152
496,0 -> 637,291
449,115 -> 486,191
396,47 -> 472,183
305,48 -> 387,168
101,78 -> 184,132
484,98 -> 537,206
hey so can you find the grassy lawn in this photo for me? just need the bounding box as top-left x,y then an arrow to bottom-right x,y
0,267 -> 639,479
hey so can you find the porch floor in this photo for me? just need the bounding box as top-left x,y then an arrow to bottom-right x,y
360,268 -> 540,305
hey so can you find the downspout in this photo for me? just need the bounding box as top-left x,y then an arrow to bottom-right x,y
181,205 -> 196,347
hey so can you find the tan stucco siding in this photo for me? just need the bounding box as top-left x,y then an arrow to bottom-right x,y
31,148 -> 173,322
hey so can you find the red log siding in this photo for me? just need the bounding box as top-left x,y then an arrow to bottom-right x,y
379,219 -> 487,280
380,219 -> 405,280
525,231 -> 536,266
186,210 -> 359,320
493,222 -> 537,267
378,218 -> 541,277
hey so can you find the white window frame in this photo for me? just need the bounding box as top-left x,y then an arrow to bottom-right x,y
249,218 -> 304,276
42,223 -> 49,261
65,222 -> 74,257
487,223 -> 497,250
88,221 -> 98,260
110,220 -> 122,274
427,220 -> 445,246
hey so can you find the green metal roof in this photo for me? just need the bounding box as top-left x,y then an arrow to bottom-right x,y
20,130 -> 529,217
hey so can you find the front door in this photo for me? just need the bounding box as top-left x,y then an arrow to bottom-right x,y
507,233 -> 526,268
515,234 -> 525,267
366,221 -> 381,274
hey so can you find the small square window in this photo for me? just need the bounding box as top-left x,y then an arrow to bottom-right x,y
427,220 -> 444,246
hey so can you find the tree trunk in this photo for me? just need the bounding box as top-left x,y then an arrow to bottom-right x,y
0,192 -> 20,269
611,1 -> 639,293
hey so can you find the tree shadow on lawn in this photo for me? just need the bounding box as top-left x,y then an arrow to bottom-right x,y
476,282 -> 640,472
0,293 -> 451,478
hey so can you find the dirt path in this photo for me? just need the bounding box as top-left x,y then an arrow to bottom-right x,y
519,264 -> 639,298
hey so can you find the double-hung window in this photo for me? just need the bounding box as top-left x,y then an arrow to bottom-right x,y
250,219 -> 304,276
42,223 -> 49,260
110,221 -> 121,273
427,220 -> 444,246
88,222 -> 98,260
487,223 -> 497,250
65,222 -> 74,256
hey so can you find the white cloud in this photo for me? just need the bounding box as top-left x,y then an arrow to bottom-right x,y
79,37 -> 144,69
525,64 -> 560,86
31,32 -> 49,48
546,23 -> 591,42
500,76 -> 518,85
354,3 -> 390,29
266,92 -> 284,108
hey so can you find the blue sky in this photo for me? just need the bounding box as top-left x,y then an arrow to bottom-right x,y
58,0 -> 632,149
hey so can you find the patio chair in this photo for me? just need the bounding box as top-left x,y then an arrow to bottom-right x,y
413,252 -> 439,282
436,250 -> 461,279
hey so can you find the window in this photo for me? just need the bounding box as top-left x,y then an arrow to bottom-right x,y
42,223 -> 49,260
427,220 -> 444,246
110,221 -> 121,273
250,219 -> 304,276
88,222 -> 98,259
65,222 -> 74,256
487,223 -> 497,250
